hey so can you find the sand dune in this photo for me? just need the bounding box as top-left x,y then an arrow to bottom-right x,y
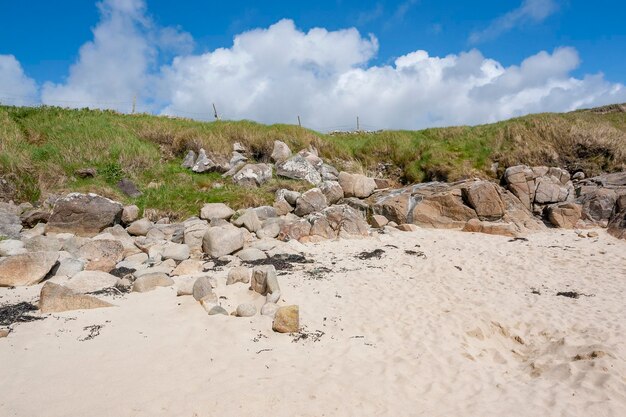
1,228 -> 625,417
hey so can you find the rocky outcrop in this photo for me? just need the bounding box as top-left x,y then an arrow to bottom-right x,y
546,202 -> 582,229
46,193 -> 123,237
503,165 -> 574,212
462,181 -> 505,221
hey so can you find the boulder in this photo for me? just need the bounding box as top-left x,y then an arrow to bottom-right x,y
294,188 -> 328,216
272,305 -> 299,333
253,206 -> 278,221
181,150 -> 196,168
24,236 -> 62,252
503,165 -> 536,209
65,271 -> 119,293
577,188 -> 618,225
200,203 -> 235,221
319,181 -> 344,205
261,302 -> 279,318
79,239 -> 124,272
226,266 -> 252,285
318,164 -> 340,181
547,202 -> 582,229
0,206 -> 22,239
370,215 -> 389,228
20,208 -> 50,228
202,226 -> 245,257
236,248 -> 267,261
370,191 -> 412,224
39,282 -> 113,313
321,205 -> 369,238
232,163 -> 273,187
232,210 -> 262,232
276,156 -> 321,185
607,194 -> 626,240
126,218 -> 153,236
251,265 -> 280,302
183,218 -> 210,251
0,251 -> 59,286
257,222 -> 281,239
462,219 -> 517,237
46,193 -> 123,237
192,149 -> 216,173
411,190 -> 477,229
132,273 -> 174,293
0,239 -> 27,257
236,303 -> 256,317
338,172 -> 376,198
161,243 -> 190,262
171,259 -> 203,276
192,276 -> 215,301
271,140 -> 292,163
278,219 -> 312,241
462,181 -> 505,221
121,205 -> 140,224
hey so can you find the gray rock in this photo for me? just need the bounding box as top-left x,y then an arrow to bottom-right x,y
200,203 -> 235,221
232,210 -> 262,232
236,303 -> 257,317
183,218 -> 210,250
192,149 -> 215,173
253,206 -> 278,221
181,150 -> 196,169
46,193 -> 123,237
251,265 -> 280,303
127,218 -> 153,236
208,305 -> 229,316
338,172 -> 376,198
78,239 -> 124,272
232,163 -> 273,187
54,255 -> 85,278
295,188 -> 328,216
121,205 -> 140,224
257,222 -> 281,239
0,206 -> 22,239
132,273 -> 174,292
162,243 -> 190,262
319,181 -> 344,205
0,239 -> 27,257
236,248 -> 267,261
66,270 -> 119,293
261,302 -> 279,318
117,179 -> 142,198
192,276 -> 215,301
276,156 -> 321,185
271,140 -> 292,163
318,163 -> 340,181
226,266 -> 251,285
0,251 -> 59,287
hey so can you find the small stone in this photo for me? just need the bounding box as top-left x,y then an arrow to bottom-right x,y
370,215 -> 389,228
126,218 -> 153,236
236,248 -> 266,261
587,231 -> 599,238
396,224 -> 419,232
208,305 -> 229,316
261,302 -> 279,318
0,329 -> 9,338
132,273 -> 174,292
192,276 -> 215,301
236,303 -> 257,317
272,305 -> 299,333
226,266 -> 251,285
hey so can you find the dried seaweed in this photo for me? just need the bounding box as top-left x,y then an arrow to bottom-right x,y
244,254 -> 313,270
0,302 -> 43,326
356,249 -> 385,260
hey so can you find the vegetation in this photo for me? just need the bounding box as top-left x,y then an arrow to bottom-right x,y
1,104 -> 625,219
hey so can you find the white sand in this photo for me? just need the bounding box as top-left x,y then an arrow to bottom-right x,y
1,228 -> 625,417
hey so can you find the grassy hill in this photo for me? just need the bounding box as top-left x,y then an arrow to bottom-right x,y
1,104 -> 625,219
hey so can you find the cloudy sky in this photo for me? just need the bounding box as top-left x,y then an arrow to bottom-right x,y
1,0 -> 625,130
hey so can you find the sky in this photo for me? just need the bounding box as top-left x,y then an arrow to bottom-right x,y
1,0 -> 625,131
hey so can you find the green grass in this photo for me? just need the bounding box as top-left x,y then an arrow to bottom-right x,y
1,104 -> 625,219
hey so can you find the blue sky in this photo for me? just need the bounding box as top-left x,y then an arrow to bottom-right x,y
1,0 -> 625,130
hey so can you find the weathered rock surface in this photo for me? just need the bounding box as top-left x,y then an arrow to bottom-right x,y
202,226 -> 245,257
226,266 -> 251,285
547,202 -> 582,229
181,150 -> 196,168
200,203 -> 235,221
232,210 -> 262,232
192,276 -> 215,301
319,181 -> 344,205
233,163 -> 273,187
39,282 -> 113,313
272,305 -> 299,333
132,273 -> 174,292
608,194 -> 626,240
271,140 -> 292,163
462,181 -> 505,221
46,193 -> 123,237
295,188 -> 328,216
0,252 -> 59,287
462,218 -> 517,237
79,239 -> 124,272
65,271 -> 119,293
338,172 -> 376,198
276,156 -> 321,185
121,205 -> 140,224
0,239 -> 27,257
236,303 -> 256,317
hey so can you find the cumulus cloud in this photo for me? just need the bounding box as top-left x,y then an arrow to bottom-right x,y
0,55 -> 38,106
470,0 -> 559,44
158,21 -> 626,129
41,0 -> 191,112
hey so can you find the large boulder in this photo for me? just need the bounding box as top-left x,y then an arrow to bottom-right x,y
126,218 -> 153,236
46,193 -> 123,237
192,149 -> 216,173
576,188 -> 618,226
294,188 -> 328,216
503,165 -> 573,210
316,204 -> 369,239
319,181 -> 344,205
0,252 -> 59,287
276,156 -> 321,185
78,239 -> 125,272
202,225 -> 245,257
200,203 -> 235,221
232,210 -> 262,232
39,282 -> 113,313
607,194 -> 626,240
462,181 -> 505,221
271,140 -> 292,163
278,219 -> 312,241
411,190 -> 477,229
338,172 -> 376,198
547,202 -> 582,229
65,271 -> 119,293
232,163 -> 273,187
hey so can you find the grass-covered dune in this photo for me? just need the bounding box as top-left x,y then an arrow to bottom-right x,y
1,104 -> 625,219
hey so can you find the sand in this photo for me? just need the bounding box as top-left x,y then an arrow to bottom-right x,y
1,227 -> 625,417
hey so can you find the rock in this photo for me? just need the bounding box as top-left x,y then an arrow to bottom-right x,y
462,218 -> 518,237
251,265 -> 275,294
126,218 -> 153,236
370,215 -> 389,228
295,188 -> 328,216
0,252 -> 59,287
412,190 -> 477,229
276,155 -> 321,185
318,164 -> 340,181
370,192 -> 412,224
200,203 -> 235,221
20,208 -> 50,228
192,149 -> 215,173
257,222 -> 281,239
322,204 -> 369,238
183,219 -> 210,252
587,231 -> 599,238
232,163 -> 273,187
117,179 -> 142,198
39,282 -> 113,313
171,259 -> 203,276
319,181 -> 344,205
24,236 -> 61,252
0,206 -> 22,239
462,181 -> 505,221
278,219 -> 312,241
272,305 -> 299,333
203,225 -> 245,257
338,172 -> 377,198
547,202 -> 582,229
162,243 -> 190,262
503,165 -> 536,209
396,224 -> 419,232
65,270 -> 119,293
207,305 -> 228,316
181,150 -> 196,168
236,303 -> 256,317
0,240 -> 27,257
281,190 -> 301,205
54,255 -> 85,278
271,140 -> 292,163
132,273 -> 174,292
121,205 -> 140,224
0,329 -> 9,338
226,266 -> 252,285
46,193 -> 123,237
577,188 -> 617,225
192,276 -> 215,301
75,168 -> 97,178
236,248 -> 267,261
261,302 -> 279,318
608,194 -> 626,240
339,197 -> 370,218
253,206 -> 278,221
534,177 -> 567,204
572,172 -> 585,181
232,210 -> 262,232
374,178 -> 394,189
79,239 -> 124,272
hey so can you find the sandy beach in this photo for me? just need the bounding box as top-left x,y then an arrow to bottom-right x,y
1,227 -> 625,417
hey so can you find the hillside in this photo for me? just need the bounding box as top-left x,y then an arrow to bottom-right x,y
1,104 -> 625,219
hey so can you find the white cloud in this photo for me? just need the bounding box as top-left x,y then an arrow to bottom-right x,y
41,0 -> 191,112
470,0 -> 558,44
0,55 -> 38,106
158,22 -> 626,130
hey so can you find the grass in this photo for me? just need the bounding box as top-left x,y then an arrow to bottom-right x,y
1,104 -> 625,219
